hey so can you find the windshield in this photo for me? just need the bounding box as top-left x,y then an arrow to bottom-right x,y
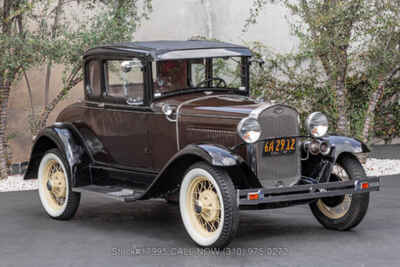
152,57 -> 248,98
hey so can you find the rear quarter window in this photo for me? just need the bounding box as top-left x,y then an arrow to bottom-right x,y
86,60 -> 102,98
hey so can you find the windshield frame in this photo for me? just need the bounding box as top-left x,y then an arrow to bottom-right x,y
149,56 -> 250,101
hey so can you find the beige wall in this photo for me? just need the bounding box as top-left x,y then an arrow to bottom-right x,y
134,0 -> 297,53
8,65 -> 84,162
8,0 -> 295,162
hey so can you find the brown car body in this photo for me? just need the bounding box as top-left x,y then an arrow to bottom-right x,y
24,40 -> 377,208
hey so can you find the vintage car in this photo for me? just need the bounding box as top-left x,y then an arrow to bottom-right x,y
24,40 -> 380,248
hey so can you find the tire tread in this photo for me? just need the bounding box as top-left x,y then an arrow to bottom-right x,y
310,154 -> 370,231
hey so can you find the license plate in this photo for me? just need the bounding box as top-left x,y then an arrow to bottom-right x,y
263,138 -> 296,156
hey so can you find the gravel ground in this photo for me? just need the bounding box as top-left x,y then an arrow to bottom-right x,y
1,158 -> 399,192
363,158 -> 400,177
0,175 -> 38,192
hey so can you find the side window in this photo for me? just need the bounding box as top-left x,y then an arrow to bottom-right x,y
86,60 -> 102,98
190,59 -> 206,87
104,59 -> 144,105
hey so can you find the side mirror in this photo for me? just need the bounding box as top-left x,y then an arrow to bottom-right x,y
121,59 -> 143,73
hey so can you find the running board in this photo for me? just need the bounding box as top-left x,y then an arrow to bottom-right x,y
74,185 -> 144,202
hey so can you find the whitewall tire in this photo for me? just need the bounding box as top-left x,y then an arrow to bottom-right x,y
38,148 -> 80,220
179,162 -> 239,248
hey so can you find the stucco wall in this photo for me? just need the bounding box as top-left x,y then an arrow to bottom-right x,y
8,0 -> 296,162
134,0 -> 297,53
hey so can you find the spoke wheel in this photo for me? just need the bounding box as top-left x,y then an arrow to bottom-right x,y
187,176 -> 222,237
309,154 -> 370,231
180,162 -> 239,248
42,159 -> 67,210
316,165 -> 352,219
38,149 -> 80,220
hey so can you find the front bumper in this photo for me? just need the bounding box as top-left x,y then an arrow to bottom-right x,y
237,176 -> 380,207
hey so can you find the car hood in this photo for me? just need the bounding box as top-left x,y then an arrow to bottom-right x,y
175,94 -> 263,118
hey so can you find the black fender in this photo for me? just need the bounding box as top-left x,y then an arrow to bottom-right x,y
141,144 -> 261,199
302,135 -> 370,181
24,123 -> 92,187
323,136 -> 370,162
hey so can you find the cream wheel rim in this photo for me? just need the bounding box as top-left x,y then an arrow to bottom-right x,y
317,165 -> 352,219
180,167 -> 225,246
38,153 -> 69,217
186,176 -> 222,236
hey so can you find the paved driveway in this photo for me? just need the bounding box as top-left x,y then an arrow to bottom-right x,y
0,175 -> 399,267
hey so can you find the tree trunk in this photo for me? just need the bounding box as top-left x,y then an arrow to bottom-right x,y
35,80 -> 80,136
362,66 -> 400,143
362,81 -> 385,143
44,62 -> 52,107
43,0 -> 63,107
34,61 -> 82,136
35,88 -> 68,136
23,69 -> 35,118
0,85 -> 10,179
335,78 -> 349,136
22,69 -> 41,137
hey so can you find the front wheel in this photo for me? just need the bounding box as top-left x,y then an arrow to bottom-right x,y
38,148 -> 81,220
310,154 -> 370,230
179,162 -> 239,248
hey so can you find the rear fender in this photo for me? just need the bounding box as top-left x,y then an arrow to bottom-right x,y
24,123 -> 92,187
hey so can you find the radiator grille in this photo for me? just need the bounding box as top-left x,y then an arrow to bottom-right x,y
255,105 -> 301,188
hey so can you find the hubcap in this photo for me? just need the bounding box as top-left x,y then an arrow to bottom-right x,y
42,159 -> 67,208
187,176 -> 222,236
317,165 -> 352,219
198,189 -> 220,222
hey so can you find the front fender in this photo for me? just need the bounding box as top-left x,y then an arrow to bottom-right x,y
323,136 -> 370,161
141,144 -> 246,199
193,144 -> 244,166
24,123 -> 92,187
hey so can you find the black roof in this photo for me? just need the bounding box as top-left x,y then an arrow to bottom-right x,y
84,40 -> 252,60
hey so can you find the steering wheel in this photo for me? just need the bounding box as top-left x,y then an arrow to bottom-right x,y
196,77 -> 227,88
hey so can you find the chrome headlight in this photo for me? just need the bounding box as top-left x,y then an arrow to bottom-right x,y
306,112 -> 329,138
237,117 -> 261,143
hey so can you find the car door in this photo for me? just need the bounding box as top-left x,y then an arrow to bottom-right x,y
86,57 -> 153,171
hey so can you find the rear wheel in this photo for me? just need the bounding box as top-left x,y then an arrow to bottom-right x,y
310,154 -> 370,230
179,162 -> 239,248
38,148 -> 81,220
